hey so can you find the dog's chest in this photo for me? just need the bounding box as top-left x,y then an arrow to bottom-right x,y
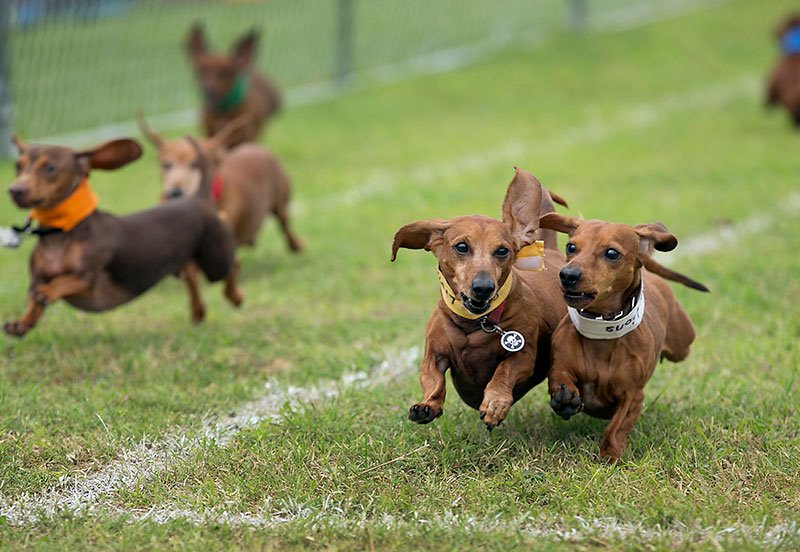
34,240 -> 87,280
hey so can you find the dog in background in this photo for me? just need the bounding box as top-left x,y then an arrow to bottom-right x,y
539,213 -> 708,461
186,23 -> 281,148
137,113 -> 302,321
392,168 -> 568,430
766,14 -> 800,125
4,136 -> 236,337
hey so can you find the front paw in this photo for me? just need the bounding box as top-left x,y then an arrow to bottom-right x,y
4,320 -> 31,337
479,390 -> 512,431
550,383 -> 583,420
408,402 -> 442,424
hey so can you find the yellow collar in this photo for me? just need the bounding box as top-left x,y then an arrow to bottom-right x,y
437,268 -> 514,320
30,178 -> 97,231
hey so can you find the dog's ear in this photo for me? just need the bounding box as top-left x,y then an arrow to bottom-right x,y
205,113 -> 251,153
539,212 -> 581,236
634,223 -> 678,262
76,139 -> 143,172
502,167 -> 543,250
11,135 -> 28,154
391,219 -> 450,261
186,23 -> 208,60
135,110 -> 164,150
231,30 -> 259,70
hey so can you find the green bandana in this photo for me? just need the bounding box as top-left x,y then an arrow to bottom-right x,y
214,74 -> 249,113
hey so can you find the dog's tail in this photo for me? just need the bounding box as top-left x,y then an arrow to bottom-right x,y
186,136 -> 214,202
644,258 -> 710,292
549,191 -> 568,209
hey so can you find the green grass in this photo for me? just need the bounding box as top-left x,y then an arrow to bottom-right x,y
2,0 -> 800,549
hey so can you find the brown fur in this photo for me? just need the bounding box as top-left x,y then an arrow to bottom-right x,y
765,14 -> 800,125
4,136 -> 236,337
391,168 -> 567,430
539,213 -> 707,461
186,23 -> 281,148
137,114 -> 302,322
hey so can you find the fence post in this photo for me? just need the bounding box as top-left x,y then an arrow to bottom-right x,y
335,0 -> 354,87
568,0 -> 588,32
0,2 -> 11,158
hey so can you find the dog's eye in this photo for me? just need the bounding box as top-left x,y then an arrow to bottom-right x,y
190,161 -> 201,170
566,243 -> 577,255
494,247 -> 509,258
453,242 -> 469,254
604,248 -> 621,261
43,164 -> 55,174
161,161 -> 173,171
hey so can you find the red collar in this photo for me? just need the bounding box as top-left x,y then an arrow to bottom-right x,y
485,301 -> 506,324
211,173 -> 225,202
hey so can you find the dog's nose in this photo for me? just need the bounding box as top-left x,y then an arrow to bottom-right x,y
560,266 -> 582,288
166,188 -> 183,199
471,273 -> 496,301
8,186 -> 25,202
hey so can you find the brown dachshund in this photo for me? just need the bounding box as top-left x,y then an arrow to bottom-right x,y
539,213 -> 708,461
391,168 -> 568,430
137,113 -> 302,321
4,136 -> 236,337
186,23 -> 281,148
766,14 -> 800,125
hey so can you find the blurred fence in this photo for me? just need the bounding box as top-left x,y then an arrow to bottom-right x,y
0,0 -> 714,153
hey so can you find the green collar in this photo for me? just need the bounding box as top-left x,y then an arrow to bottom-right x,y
214,74 -> 249,113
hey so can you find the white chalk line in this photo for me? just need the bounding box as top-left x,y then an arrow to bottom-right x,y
28,0 -> 723,148
0,347 -> 419,526
293,71 -> 758,217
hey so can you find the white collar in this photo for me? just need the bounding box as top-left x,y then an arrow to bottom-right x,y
567,282 -> 645,340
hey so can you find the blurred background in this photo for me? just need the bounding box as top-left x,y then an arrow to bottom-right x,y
0,0 -> 718,152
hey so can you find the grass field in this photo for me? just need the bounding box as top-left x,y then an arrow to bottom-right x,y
1,0 -> 800,549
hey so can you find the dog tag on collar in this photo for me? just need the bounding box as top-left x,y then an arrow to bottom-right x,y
500,330 -> 525,352
0,227 -> 23,249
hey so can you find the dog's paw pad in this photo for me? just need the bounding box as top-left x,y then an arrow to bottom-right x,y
550,383 -> 583,420
408,404 -> 442,424
3,321 -> 29,337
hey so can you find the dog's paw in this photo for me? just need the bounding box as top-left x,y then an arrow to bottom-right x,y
550,384 -> 583,419
191,303 -> 206,324
479,391 -> 512,431
224,287 -> 244,308
408,403 -> 442,424
550,383 -> 583,420
3,320 -> 30,338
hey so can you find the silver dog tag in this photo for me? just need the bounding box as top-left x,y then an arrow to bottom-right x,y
500,330 -> 525,352
0,227 -> 22,249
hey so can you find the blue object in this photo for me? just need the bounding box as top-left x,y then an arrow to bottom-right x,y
782,26 -> 800,55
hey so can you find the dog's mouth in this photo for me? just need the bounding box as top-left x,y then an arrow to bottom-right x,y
460,293 -> 492,315
562,290 -> 596,309
10,195 -> 42,209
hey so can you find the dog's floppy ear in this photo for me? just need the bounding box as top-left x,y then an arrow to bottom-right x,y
502,167 -> 543,250
76,139 -> 143,172
391,219 -> 450,261
539,212 -> 581,236
186,23 -> 208,60
11,135 -> 28,154
634,222 -> 678,262
231,29 -> 259,69
135,110 -> 164,150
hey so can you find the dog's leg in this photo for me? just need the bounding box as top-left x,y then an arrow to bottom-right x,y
548,367 -> 583,420
4,294 -> 46,337
274,205 -> 303,253
599,389 -> 644,462
182,262 -> 206,323
479,350 -> 536,430
408,350 -> 449,424
223,257 -> 244,307
4,274 -> 90,337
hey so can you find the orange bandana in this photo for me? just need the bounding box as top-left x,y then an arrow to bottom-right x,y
30,179 -> 98,231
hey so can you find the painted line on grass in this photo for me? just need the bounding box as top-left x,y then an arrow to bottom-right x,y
0,347 -> 419,526
294,72 -> 759,217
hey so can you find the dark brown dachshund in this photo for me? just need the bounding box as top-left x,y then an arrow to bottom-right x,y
539,213 -> 708,461
4,136 -> 235,337
766,14 -> 800,125
186,23 -> 281,148
137,113 -> 302,321
391,168 -> 568,430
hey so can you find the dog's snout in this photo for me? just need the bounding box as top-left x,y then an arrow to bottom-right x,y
471,273 -> 496,301
8,186 -> 26,202
166,188 -> 184,199
560,266 -> 582,288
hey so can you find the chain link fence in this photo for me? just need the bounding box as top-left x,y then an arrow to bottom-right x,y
0,0 -> 713,152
